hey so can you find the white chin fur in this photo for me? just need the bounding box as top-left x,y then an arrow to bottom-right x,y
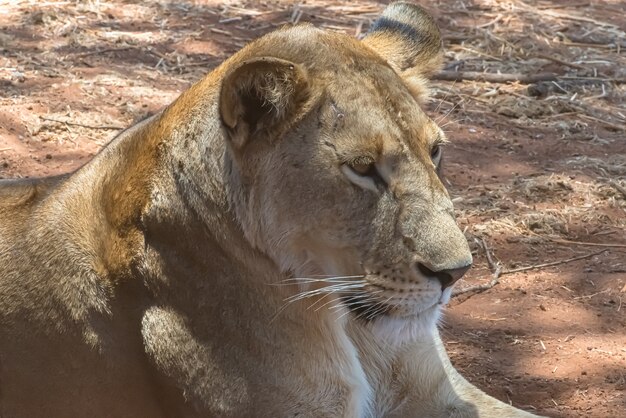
367,305 -> 441,345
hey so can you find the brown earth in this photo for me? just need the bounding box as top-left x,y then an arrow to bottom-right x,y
1,1 -> 625,417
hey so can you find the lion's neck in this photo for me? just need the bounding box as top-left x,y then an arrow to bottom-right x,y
41,90 -> 267,287
123,100 -> 282,295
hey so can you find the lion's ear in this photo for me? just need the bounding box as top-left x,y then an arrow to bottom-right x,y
219,57 -> 309,149
362,2 -> 442,100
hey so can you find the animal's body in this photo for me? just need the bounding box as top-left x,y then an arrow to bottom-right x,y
0,3 -> 541,417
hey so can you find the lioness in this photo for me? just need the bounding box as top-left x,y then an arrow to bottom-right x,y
0,2 -> 542,417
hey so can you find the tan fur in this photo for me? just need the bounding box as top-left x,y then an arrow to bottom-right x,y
0,3 -> 542,417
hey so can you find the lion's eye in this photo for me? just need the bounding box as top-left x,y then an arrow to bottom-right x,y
430,144 -> 442,165
345,156 -> 379,179
349,162 -> 376,177
341,158 -> 383,192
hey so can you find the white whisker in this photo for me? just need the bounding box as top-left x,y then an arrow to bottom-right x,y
331,296 -> 367,311
269,279 -> 361,287
284,283 -> 365,303
366,296 -> 394,320
432,81 -> 456,115
312,294 -> 346,312
435,98 -> 463,126
307,286 -> 368,311
329,289 -> 384,312
273,275 -> 365,284
439,118 -> 460,129
306,291 -> 336,311
334,306 -> 354,322
269,301 -> 294,324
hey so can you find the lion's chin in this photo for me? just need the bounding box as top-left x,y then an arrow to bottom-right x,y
364,304 -> 442,345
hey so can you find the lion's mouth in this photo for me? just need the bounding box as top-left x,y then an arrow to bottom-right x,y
339,279 -> 449,322
340,293 -> 393,321
340,293 -> 442,322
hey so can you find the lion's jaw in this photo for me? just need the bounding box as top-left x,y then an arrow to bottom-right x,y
285,246 -> 458,345
354,267 -> 455,345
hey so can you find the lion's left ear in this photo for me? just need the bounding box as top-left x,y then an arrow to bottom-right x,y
219,57 -> 310,149
362,2 -> 443,100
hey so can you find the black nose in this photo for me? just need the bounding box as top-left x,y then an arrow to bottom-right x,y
417,263 -> 472,289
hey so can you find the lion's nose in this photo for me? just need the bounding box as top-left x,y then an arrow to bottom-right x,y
416,263 -> 472,289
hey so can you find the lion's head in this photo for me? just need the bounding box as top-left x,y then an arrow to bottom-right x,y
219,2 -> 472,341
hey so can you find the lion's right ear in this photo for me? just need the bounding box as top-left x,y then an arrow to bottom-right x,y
219,57 -> 309,149
362,2 -> 443,100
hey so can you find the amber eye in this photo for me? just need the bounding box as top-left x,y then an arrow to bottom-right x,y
342,157 -> 385,191
347,156 -> 379,178
350,162 -> 375,176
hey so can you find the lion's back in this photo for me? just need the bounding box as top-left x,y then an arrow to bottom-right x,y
0,175 -> 68,320
0,175 -> 67,210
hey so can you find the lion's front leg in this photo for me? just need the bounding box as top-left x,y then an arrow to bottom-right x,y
415,372 -> 542,418
383,331 -> 542,418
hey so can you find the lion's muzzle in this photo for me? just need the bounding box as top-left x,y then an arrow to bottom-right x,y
415,262 -> 471,289
342,258 -> 471,321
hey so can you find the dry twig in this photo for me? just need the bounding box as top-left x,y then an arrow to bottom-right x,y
578,114 -> 626,132
40,116 -> 125,131
513,0 -> 617,28
74,47 -> 134,58
548,238 -> 626,249
503,249 -> 607,275
537,2 -> 590,9
533,53 -> 588,71
608,180 -> 626,199
481,238 -> 502,279
454,249 -> 608,297
453,239 -> 501,296
434,70 -> 626,86
433,71 -> 558,84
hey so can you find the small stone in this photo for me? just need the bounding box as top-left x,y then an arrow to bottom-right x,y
11,71 -> 25,83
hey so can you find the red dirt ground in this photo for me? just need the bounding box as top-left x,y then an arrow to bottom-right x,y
1,1 -> 624,417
